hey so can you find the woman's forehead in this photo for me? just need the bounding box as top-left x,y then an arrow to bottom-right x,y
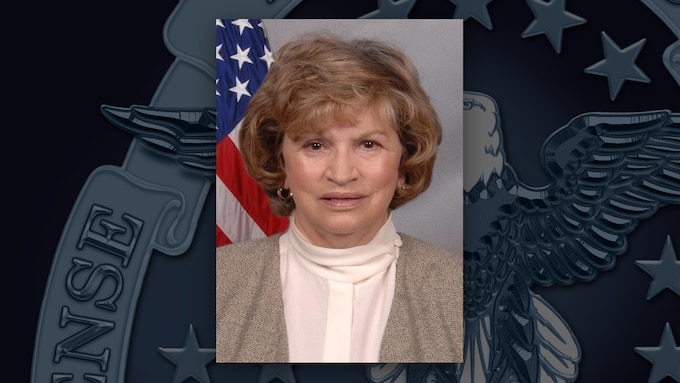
285,102 -> 397,137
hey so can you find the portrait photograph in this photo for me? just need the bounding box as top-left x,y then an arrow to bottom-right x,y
215,18 -> 464,363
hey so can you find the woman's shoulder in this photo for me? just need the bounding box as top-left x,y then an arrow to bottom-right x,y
215,234 -> 283,292
215,234 -> 282,273
216,234 -> 281,257
398,233 -> 462,266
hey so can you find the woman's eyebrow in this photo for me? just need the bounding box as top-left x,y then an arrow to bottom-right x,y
358,128 -> 395,139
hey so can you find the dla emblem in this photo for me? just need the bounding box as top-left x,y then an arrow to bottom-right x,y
367,91 -> 680,383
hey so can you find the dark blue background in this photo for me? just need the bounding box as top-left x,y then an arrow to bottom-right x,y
15,0 -> 679,381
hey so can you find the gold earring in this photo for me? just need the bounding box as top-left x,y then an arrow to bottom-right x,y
277,187 -> 293,200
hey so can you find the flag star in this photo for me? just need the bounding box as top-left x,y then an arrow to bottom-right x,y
216,43 -> 224,61
216,78 -> 220,96
360,0 -> 417,19
449,0 -> 494,30
229,76 -> 251,102
231,19 -> 254,35
216,19 -> 225,28
260,45 -> 274,69
230,44 -> 253,69
158,325 -> 215,383
635,323 -> 680,383
635,235 -> 680,299
585,31 -> 650,101
521,0 -> 586,54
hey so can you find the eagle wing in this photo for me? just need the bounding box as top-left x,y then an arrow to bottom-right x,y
486,110 -> 679,287
462,110 -> 678,383
100,104 -> 217,174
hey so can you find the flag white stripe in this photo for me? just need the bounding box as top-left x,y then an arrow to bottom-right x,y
229,120 -> 243,151
216,174 -> 266,243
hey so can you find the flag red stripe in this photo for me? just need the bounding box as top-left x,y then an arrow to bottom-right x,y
216,225 -> 231,247
216,136 -> 288,238
216,173 -> 266,244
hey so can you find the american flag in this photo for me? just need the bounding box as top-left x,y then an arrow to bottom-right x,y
215,19 -> 289,246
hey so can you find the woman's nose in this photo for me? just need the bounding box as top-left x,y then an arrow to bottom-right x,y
325,148 -> 358,185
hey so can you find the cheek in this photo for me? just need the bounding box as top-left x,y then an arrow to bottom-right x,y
368,160 -> 402,188
283,157 -> 322,188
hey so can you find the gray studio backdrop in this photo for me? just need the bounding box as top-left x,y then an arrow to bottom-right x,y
263,19 -> 464,255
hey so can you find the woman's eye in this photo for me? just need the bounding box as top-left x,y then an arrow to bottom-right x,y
306,142 -> 323,150
362,140 -> 377,149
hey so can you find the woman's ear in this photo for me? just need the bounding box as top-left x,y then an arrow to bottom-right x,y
398,170 -> 407,187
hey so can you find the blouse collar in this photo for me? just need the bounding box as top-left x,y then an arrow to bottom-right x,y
283,213 -> 402,283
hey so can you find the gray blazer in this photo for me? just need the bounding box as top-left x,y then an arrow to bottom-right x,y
216,233 -> 463,363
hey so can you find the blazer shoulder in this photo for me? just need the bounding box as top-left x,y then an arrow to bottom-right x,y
398,233 -> 462,268
216,234 -> 280,261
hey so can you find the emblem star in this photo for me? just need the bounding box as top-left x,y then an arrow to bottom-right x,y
636,235 -> 680,299
360,0 -> 417,19
231,19 -> 254,35
230,44 -> 253,69
257,364 -> 297,383
216,19 -> 225,29
521,0 -> 586,53
585,31 -> 650,101
158,325 -> 215,383
260,45 -> 274,70
635,323 -> 680,383
229,76 -> 251,102
449,0 -> 494,30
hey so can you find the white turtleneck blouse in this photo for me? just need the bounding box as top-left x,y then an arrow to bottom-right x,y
279,214 -> 402,363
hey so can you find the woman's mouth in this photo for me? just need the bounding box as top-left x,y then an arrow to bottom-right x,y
320,193 -> 365,209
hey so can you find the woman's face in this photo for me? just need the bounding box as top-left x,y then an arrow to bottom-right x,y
282,110 -> 405,248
